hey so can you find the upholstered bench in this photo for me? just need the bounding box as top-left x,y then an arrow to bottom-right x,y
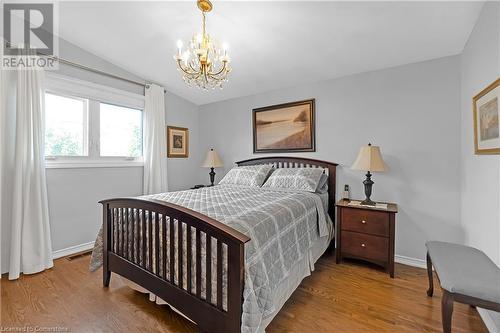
426,241 -> 500,333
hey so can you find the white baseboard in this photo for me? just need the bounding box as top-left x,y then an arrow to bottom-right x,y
1,241 -> 95,275
395,254 -> 427,269
52,241 -> 95,260
478,308 -> 500,333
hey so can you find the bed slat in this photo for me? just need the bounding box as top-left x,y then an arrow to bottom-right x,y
162,215 -> 167,279
216,239 -> 223,309
131,209 -> 135,263
124,208 -> 129,260
178,220 -> 184,289
169,217 -> 175,283
155,213 -> 160,276
206,235 -> 212,304
124,208 -> 127,257
187,225 -> 192,293
141,209 -> 147,268
196,229 -> 202,297
115,208 -> 119,255
121,208 -> 125,257
148,211 -> 153,270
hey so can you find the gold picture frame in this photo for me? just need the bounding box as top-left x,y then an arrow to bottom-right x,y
473,78 -> 500,155
253,99 -> 316,153
167,126 -> 189,158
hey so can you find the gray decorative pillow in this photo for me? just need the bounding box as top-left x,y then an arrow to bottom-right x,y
219,165 -> 273,187
262,167 -> 325,192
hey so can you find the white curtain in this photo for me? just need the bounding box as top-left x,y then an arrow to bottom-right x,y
143,84 -> 168,195
8,67 -> 53,280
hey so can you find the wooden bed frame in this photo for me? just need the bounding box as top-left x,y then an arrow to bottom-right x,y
101,156 -> 337,333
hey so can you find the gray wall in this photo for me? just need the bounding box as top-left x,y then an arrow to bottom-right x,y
1,39 -> 200,273
198,56 -> 462,262
165,91 -> 201,191
459,1 -> 500,328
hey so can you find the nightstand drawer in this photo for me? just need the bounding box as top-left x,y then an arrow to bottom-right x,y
341,208 -> 390,237
341,231 -> 389,263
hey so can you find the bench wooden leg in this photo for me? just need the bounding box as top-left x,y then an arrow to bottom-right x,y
442,290 -> 454,333
426,252 -> 433,297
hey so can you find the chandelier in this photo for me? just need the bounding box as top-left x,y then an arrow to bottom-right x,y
173,0 -> 231,90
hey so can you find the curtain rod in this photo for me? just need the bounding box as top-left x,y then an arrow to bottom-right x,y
5,41 -> 166,93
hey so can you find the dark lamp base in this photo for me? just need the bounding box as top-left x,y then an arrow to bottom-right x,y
362,171 -> 376,206
208,167 -> 216,186
361,199 -> 376,206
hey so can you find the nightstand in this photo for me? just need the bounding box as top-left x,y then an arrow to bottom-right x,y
335,199 -> 398,278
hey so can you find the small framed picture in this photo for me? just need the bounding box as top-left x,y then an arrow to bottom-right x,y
473,78 -> 500,155
473,79 -> 500,154
167,126 -> 189,158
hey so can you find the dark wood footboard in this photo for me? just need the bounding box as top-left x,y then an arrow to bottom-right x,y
100,197 -> 250,333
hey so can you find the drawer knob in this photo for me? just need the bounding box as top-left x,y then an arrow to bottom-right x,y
361,220 -> 367,224
361,243 -> 366,248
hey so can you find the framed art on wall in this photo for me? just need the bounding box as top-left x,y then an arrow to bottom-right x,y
167,126 -> 189,158
253,99 -> 315,153
473,78 -> 500,155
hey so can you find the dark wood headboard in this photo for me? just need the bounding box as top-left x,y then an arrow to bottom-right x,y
235,156 -> 338,222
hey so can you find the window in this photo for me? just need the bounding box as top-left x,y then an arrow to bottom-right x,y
44,75 -> 145,168
100,103 -> 143,157
45,93 -> 88,156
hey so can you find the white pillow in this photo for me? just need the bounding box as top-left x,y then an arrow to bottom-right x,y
219,165 -> 273,187
262,167 -> 325,192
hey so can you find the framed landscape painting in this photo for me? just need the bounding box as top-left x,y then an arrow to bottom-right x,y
253,99 -> 315,153
167,126 -> 189,158
473,78 -> 500,155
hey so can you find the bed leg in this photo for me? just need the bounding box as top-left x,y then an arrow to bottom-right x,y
426,252 -> 433,297
103,270 -> 111,287
102,203 -> 111,287
327,238 -> 335,255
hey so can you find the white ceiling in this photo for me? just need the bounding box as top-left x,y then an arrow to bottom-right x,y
58,1 -> 483,105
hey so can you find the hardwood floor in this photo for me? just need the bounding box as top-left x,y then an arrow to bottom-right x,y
1,253 -> 487,333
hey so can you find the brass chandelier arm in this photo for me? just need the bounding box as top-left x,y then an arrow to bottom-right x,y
209,61 -> 228,76
176,59 -> 198,76
178,59 -> 228,79
208,73 -> 227,80
188,61 -> 199,73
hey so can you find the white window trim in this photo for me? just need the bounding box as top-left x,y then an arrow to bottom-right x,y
45,160 -> 144,169
45,73 -> 145,109
44,73 -> 145,169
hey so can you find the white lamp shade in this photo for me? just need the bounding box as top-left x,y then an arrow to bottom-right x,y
351,144 -> 389,172
202,149 -> 223,168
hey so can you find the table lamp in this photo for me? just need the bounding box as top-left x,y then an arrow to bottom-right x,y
201,148 -> 223,186
351,143 -> 389,206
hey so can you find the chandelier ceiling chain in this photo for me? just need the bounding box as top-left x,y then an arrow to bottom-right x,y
173,0 -> 231,90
